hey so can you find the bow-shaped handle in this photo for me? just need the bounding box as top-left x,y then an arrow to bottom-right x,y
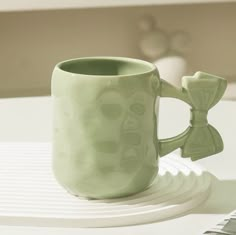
159,71 -> 227,161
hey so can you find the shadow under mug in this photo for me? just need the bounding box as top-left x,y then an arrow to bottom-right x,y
51,57 -> 227,199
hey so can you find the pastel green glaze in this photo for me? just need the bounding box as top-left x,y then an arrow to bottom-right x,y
51,57 -> 227,199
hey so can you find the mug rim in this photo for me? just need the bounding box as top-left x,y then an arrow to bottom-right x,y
54,56 -> 157,78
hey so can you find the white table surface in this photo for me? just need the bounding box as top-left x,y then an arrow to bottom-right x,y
0,96 -> 235,235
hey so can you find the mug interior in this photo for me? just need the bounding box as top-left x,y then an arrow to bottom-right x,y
58,57 -> 155,76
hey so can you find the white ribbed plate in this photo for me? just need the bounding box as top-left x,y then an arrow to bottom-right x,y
0,143 -> 212,227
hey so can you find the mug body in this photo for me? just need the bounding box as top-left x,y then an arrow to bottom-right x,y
52,57 -> 160,199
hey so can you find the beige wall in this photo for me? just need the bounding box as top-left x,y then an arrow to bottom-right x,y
0,3 -> 236,97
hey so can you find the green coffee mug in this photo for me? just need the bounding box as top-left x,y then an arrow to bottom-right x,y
52,57 -> 227,199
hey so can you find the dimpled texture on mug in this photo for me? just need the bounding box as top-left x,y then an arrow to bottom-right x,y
52,71 -> 160,199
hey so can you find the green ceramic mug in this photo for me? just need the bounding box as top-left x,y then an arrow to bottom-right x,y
52,57 -> 227,199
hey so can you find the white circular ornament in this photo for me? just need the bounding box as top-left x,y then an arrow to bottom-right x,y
0,143 -> 212,227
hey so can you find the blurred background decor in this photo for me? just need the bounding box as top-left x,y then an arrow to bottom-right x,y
139,15 -> 191,87
0,1 -> 235,99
